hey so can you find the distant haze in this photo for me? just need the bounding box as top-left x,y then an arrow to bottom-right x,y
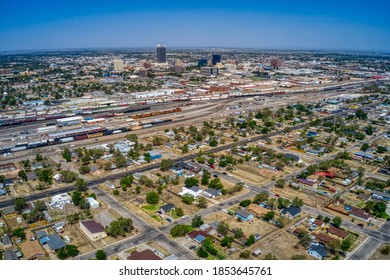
1,0 -> 389,52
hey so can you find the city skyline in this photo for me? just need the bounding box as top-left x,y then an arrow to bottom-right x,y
1,0 -> 389,52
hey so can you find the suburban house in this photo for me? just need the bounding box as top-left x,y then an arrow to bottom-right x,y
187,230 -> 210,244
310,219 -> 325,228
159,203 -> 176,214
199,224 -> 216,235
1,206 -> 17,218
20,240 -> 46,260
327,226 -> 349,239
284,153 -> 302,163
179,186 -> 203,198
311,232 -> 336,244
2,250 -> 19,260
297,178 -> 317,188
86,197 -> 100,209
127,249 -> 162,260
281,206 -> 301,219
38,231 -> 66,251
203,188 -> 222,198
349,207 -> 371,222
371,190 -> 390,202
80,220 -> 107,241
308,244 -> 327,260
235,209 -> 254,221
1,235 -> 13,249
149,150 -> 162,160
315,171 -> 335,178
246,204 -> 269,218
51,193 -> 72,209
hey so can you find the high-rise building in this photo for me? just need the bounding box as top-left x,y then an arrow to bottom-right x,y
113,59 -> 124,71
212,54 -> 221,66
156,44 -> 167,63
198,58 -> 208,67
270,59 -> 282,69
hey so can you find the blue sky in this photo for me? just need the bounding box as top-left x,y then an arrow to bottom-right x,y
1,0 -> 389,52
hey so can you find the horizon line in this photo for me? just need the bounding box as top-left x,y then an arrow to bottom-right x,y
1,46 -> 390,55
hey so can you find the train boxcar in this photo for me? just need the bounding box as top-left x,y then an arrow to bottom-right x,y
87,132 -> 104,139
60,137 -> 75,143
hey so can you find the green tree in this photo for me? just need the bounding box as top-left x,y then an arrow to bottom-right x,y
341,238 -> 352,252
239,199 -> 251,207
275,179 -> 286,188
234,228 -> 244,239
217,221 -> 230,236
60,170 -> 78,183
18,170 -> 28,181
79,165 -> 90,174
292,196 -> 304,207
220,236 -> 233,247
56,245 -> 79,260
182,194 -> 195,204
12,228 -> 26,239
208,178 -> 224,190
95,250 -> 107,260
105,218 -> 133,237
120,175 -> 134,188
299,230 -> 312,248
160,159 -> 174,171
360,143 -> 369,151
75,178 -> 87,192
191,215 -> 204,228
245,234 -> 256,246
239,250 -> 251,259
332,216 -> 342,228
62,148 -> 72,162
170,224 -> 193,237
175,208 -> 184,217
185,177 -> 199,186
253,192 -> 269,204
197,247 -> 209,258
197,197 -> 208,209
37,168 -> 53,184
14,197 -> 27,213
146,192 -> 159,204
263,211 -> 275,221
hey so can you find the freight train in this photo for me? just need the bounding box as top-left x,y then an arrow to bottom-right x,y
0,119 -> 172,154
0,106 -> 151,127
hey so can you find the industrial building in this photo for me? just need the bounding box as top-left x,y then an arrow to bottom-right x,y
56,116 -> 84,126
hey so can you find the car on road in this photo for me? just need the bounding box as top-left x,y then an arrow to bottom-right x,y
181,215 -> 189,219
166,217 -> 172,222
213,174 -> 219,178
222,172 -> 227,175
189,245 -> 197,250
357,223 -> 364,228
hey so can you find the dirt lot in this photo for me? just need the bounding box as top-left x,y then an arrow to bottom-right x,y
254,230 -> 314,260
369,243 -> 390,260
62,224 -> 96,255
341,192 -> 367,209
272,186 -> 329,208
231,164 -> 269,184
225,216 -> 277,237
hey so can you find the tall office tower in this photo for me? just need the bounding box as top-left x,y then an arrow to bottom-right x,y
113,59 -> 124,71
212,54 -> 221,65
270,59 -> 282,69
156,44 -> 167,63
198,58 -> 208,67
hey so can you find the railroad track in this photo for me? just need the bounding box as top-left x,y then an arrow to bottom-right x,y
0,105 -> 365,209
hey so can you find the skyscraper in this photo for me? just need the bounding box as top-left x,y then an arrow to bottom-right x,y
113,59 -> 124,71
156,44 -> 167,63
212,54 -> 221,65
